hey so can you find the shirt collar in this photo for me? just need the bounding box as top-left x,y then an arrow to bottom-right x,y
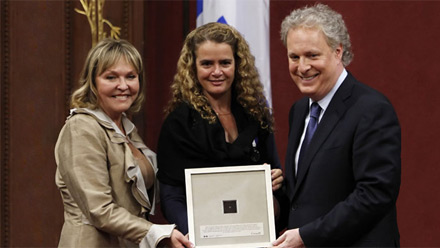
69,108 -> 135,136
310,68 -> 348,113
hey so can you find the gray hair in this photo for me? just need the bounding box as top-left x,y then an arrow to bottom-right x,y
280,3 -> 353,66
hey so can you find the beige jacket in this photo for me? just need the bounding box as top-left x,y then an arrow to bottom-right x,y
55,108 -> 174,247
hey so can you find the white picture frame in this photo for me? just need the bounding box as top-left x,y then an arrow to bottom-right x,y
185,164 -> 276,248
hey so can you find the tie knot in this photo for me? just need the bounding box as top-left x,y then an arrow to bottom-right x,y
310,102 -> 321,119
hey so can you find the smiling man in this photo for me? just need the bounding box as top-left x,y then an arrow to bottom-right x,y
273,4 -> 401,247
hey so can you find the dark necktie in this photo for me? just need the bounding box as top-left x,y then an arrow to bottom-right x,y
298,102 -> 321,169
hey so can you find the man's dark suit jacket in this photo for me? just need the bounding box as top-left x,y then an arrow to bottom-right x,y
282,72 -> 401,247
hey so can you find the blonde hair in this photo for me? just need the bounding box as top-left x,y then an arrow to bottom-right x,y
70,38 -> 145,115
166,22 -> 274,131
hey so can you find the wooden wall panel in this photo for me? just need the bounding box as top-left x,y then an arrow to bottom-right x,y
341,2 -> 440,246
1,0 -> 10,245
143,0 -> 196,151
3,1 -> 66,246
142,0 -> 197,225
0,0 -> 147,246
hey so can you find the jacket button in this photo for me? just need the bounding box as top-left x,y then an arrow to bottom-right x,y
291,204 -> 298,211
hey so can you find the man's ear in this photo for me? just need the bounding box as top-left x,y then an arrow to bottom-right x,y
335,44 -> 343,60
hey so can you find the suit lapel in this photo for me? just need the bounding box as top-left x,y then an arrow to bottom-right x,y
285,98 -> 308,198
293,73 -> 355,197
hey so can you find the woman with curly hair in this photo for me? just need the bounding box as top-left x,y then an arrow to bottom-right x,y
156,22 -> 283,235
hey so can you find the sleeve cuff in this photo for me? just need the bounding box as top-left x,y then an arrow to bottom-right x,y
139,224 -> 176,248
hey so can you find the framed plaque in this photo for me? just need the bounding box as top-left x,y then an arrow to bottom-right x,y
185,164 -> 276,248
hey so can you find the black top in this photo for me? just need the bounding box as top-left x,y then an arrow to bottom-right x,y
157,101 -> 280,186
156,101 -> 281,234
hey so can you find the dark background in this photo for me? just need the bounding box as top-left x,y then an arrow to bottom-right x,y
1,0 -> 439,246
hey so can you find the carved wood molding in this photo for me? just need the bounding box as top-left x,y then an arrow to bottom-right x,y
1,0 -> 10,246
65,1 -> 73,114
123,0 -> 129,40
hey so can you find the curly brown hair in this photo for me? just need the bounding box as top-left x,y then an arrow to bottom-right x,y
165,22 -> 274,131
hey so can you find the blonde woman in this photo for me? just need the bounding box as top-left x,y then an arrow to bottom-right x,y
55,38 -> 192,248
157,23 -> 283,235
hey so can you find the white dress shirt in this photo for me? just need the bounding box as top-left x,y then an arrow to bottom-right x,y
295,69 -> 348,176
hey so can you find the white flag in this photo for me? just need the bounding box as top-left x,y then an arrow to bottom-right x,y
196,0 -> 272,107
